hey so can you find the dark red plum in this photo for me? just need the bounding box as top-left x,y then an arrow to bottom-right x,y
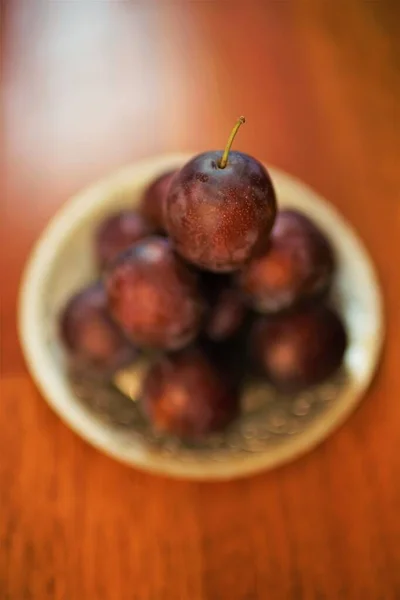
205,288 -> 247,342
165,117 -> 277,272
139,170 -> 177,232
252,305 -> 347,391
239,210 -> 335,313
95,210 -> 153,269
59,281 -> 137,374
105,236 -> 205,350
141,348 -> 239,438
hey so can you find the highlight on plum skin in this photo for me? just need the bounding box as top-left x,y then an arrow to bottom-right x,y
59,281 -> 138,375
141,347 -> 240,438
251,304 -> 347,392
139,170 -> 177,232
95,210 -> 154,270
238,209 -> 336,314
105,236 -> 206,351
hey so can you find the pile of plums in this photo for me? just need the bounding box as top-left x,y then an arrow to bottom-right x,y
60,118 -> 347,440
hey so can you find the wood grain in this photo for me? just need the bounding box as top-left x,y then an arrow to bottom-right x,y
1,1 -> 400,598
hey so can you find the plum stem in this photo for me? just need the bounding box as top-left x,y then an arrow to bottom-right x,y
218,116 -> 246,169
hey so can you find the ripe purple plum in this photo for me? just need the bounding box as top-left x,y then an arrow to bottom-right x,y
252,304 -> 347,391
205,288 -> 247,342
59,281 -> 137,374
95,210 -> 153,269
140,170 -> 177,232
239,210 -> 336,313
165,117 -> 276,272
141,348 -> 239,438
105,236 -> 205,350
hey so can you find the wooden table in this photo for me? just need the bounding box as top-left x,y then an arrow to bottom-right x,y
2,2 -> 400,598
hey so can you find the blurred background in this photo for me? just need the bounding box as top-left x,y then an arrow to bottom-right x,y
1,1 -> 400,598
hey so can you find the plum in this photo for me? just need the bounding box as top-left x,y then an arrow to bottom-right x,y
59,281 -> 137,375
164,118 -> 276,272
252,304 -> 347,391
105,236 -> 205,350
205,288 -> 247,342
239,210 -> 335,313
95,210 -> 153,269
139,170 -> 177,232
141,348 -> 239,438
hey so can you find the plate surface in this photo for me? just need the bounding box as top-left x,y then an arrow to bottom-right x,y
19,154 -> 384,480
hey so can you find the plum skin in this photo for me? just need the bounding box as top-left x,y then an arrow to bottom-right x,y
141,348 -> 239,438
165,151 -> 277,272
238,210 -> 336,313
252,304 -> 347,391
194,270 -> 248,341
105,236 -> 205,350
140,170 -> 177,232
95,210 -> 154,270
59,281 -> 137,374
205,288 -> 247,342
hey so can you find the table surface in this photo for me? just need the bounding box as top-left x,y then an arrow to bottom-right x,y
2,1 -> 400,599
